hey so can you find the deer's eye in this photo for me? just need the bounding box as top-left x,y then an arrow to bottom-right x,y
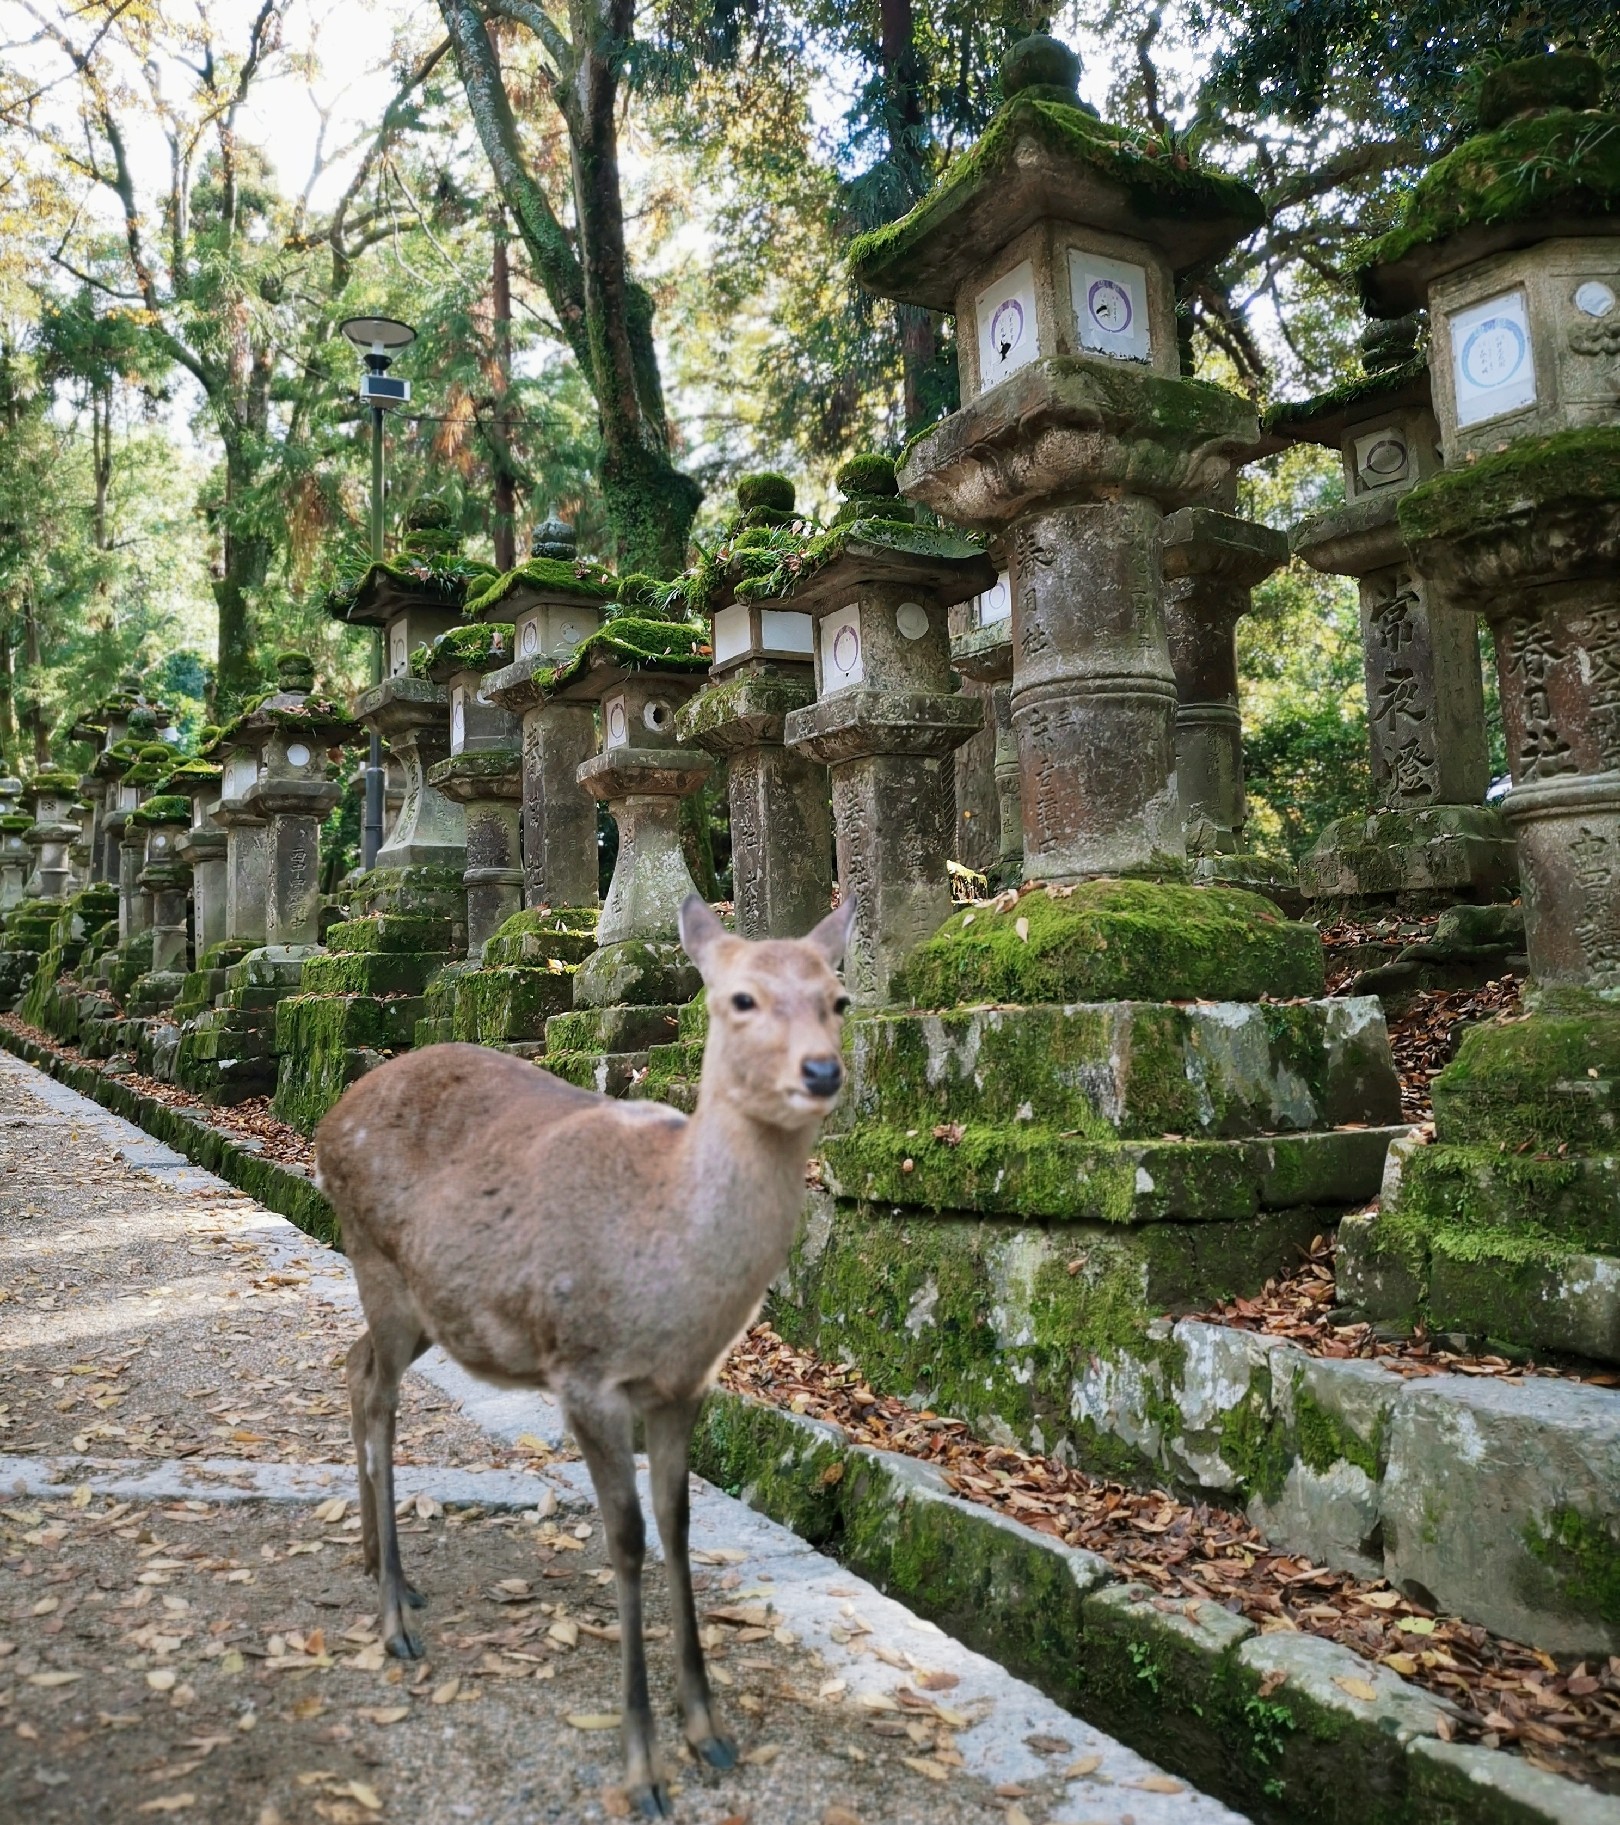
832,994 -> 851,1016
731,992 -> 756,1012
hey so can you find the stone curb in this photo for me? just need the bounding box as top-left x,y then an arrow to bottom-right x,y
0,1023 -> 338,1245
690,1392 -> 1620,1825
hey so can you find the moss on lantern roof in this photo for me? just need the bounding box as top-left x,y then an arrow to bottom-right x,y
323,550 -> 500,624
1397,423 -> 1620,549
1,813 -> 32,833
731,515 -> 987,604
27,769 -> 82,796
463,555 -> 618,619
410,621 -> 516,681
1262,352 -> 1431,445
850,90 -> 1264,309
158,759 -> 222,793
535,616 -> 712,692
128,793 -> 191,828
92,739 -> 141,780
1360,93 -> 1620,313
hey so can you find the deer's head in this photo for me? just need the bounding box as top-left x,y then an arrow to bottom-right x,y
679,895 -> 856,1131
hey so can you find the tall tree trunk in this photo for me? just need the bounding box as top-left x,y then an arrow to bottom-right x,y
92,388 -> 113,552
0,618 -> 16,759
490,212 -> 518,572
213,428 -> 270,705
440,0 -> 701,576
23,590 -> 48,766
877,0 -> 946,436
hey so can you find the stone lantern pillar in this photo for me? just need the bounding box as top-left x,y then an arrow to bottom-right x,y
477,517 -> 619,914
1269,318 -> 1516,903
1159,494 -> 1297,903
211,739 -> 270,952
325,502 -> 495,905
678,474 -> 834,939
0,802 -> 27,910
419,622 -> 523,955
1341,50 -> 1620,1366
775,520 -> 992,1004
949,562 -> 1023,885
538,616 -> 713,1089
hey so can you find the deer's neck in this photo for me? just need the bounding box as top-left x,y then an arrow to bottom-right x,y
677,1087 -> 816,1273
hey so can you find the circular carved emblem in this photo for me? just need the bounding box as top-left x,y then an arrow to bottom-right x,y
1087,278 -> 1133,336
1461,315 -> 1527,390
990,297 -> 1025,362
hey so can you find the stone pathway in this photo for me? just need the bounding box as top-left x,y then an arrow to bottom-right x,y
0,1052 -> 1246,1825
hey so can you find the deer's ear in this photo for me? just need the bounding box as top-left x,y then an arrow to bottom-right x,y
678,894 -> 727,974
806,895 -> 857,968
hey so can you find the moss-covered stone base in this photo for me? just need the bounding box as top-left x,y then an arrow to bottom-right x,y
774,1191 -> 1332,1469
272,990 -> 426,1132
1342,1004 -> 1620,1363
897,880 -> 1323,1008
1298,804 -> 1517,903
571,938 -> 699,1011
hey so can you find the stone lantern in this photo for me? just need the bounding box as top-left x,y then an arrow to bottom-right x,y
1160,487 -> 1296,902
418,621 -> 523,955
23,771 -> 85,903
1341,50 -> 1620,1366
773,514 -> 992,1003
126,791 -> 193,1003
114,743 -> 178,940
1269,317 -> 1515,902
852,33 -> 1263,886
0,807 -> 27,911
677,473 -> 834,939
538,612 -> 713,1087
325,500 -> 496,897
169,760 -> 228,963
477,516 -> 619,913
238,653 -> 357,954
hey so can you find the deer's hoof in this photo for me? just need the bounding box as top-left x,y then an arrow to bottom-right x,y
693,1734 -> 737,1771
384,1626 -> 424,1660
630,1781 -> 673,1818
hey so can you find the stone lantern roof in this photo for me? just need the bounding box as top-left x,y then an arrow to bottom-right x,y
1361,51 -> 1619,315
463,515 -> 617,623
323,499 -> 499,629
411,622 -> 516,687
850,34 -> 1263,310
1264,316 -> 1432,447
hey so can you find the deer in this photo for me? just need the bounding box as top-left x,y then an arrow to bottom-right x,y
313,893 -> 856,1818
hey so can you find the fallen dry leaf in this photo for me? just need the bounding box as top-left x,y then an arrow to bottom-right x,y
1333,1676 -> 1379,1704
565,1713 -> 621,1732
135,1798 -> 195,1815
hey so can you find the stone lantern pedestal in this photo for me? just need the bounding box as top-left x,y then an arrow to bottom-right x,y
22,773 -> 80,903
1341,51 -> 1620,1365
678,474 -> 834,940
1270,323 -> 1516,912
0,803 -> 27,909
749,35 -> 1412,1427
116,795 -> 194,1074
1160,502 -> 1298,906
538,621 -> 713,1091
773,520 -> 991,1004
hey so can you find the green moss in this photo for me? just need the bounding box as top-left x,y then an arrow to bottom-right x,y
323,551 -> 499,622
532,615 -> 712,691
614,572 -> 688,620
736,472 -> 795,514
1522,1506 -> 1620,1628
463,556 -> 617,620
127,794 -> 191,827
834,453 -> 899,498
27,769 -> 83,795
295,949 -> 450,997
1478,51 -> 1604,127
731,515 -> 986,604
480,906 -> 597,968
1293,1385 -> 1381,1482
896,880 -> 1323,1008
1216,1363 -> 1291,1504
849,92 -> 1263,293
1398,425 -> 1620,551
411,621 -> 515,681
1430,1001 -> 1620,1151
1362,101 -> 1620,294
1263,354 -> 1429,445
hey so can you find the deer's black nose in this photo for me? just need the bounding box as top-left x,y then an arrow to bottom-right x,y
801,1055 -> 843,1098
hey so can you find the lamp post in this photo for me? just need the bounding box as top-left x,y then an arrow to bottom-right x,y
338,315 -> 417,870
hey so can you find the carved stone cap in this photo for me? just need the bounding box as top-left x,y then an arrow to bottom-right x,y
1292,493 -> 1406,578
1161,507 -> 1289,588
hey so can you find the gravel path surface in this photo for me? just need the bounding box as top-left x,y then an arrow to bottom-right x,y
0,1052 -> 1247,1825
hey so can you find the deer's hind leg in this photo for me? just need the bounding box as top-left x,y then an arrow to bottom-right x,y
347,1257 -> 430,1656
646,1396 -> 734,1771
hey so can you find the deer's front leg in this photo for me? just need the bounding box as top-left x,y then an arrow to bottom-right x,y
568,1393 -> 665,1817
353,1315 -> 428,1657
647,1397 -> 735,1771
